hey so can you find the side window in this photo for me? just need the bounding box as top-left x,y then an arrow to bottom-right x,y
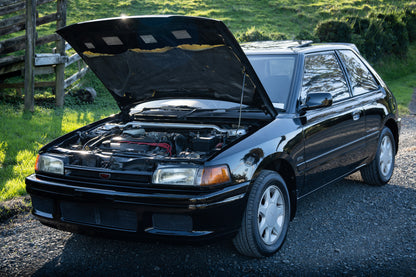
338,50 -> 379,96
301,53 -> 350,104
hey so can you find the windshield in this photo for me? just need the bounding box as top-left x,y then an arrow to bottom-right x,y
247,55 -> 296,110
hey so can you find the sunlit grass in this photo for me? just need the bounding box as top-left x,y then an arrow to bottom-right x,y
0,103 -> 118,200
0,72 -> 118,201
384,75 -> 416,115
61,0 -> 412,38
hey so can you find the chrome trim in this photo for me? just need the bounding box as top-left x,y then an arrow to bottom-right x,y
189,193 -> 245,210
145,228 -> 213,236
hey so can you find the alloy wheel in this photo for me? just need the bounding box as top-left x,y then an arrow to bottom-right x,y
257,185 -> 285,245
379,135 -> 393,178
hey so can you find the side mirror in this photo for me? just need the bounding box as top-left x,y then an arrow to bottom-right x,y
299,93 -> 333,113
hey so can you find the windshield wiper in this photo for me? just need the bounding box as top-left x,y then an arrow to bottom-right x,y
141,105 -> 196,112
136,105 -> 220,119
176,108 -> 220,119
153,88 -> 215,95
226,106 -> 285,112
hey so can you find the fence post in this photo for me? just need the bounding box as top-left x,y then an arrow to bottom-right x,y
24,0 -> 37,112
55,0 -> 66,107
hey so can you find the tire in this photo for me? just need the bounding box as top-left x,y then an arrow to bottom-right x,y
360,127 -> 395,186
233,170 -> 290,257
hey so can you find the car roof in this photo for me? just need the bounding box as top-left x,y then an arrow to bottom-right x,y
241,40 -> 359,55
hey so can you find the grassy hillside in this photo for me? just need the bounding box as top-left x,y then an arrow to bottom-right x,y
0,0 -> 414,200
51,0 -> 413,39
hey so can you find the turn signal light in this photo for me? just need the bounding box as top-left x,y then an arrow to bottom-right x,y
200,165 -> 231,186
34,154 -> 40,171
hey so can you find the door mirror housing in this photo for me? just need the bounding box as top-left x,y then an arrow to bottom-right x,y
299,93 -> 333,113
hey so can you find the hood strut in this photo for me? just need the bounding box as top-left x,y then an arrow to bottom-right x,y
236,69 -> 246,134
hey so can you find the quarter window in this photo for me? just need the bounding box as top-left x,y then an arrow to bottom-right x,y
301,53 -> 350,103
338,50 -> 379,95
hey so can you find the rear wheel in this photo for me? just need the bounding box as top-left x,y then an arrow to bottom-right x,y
360,127 -> 395,186
233,170 -> 290,257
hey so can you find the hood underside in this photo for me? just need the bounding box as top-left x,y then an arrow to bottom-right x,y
57,15 -> 276,116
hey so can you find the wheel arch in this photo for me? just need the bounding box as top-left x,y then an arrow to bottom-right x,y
384,118 -> 399,154
254,157 -> 297,220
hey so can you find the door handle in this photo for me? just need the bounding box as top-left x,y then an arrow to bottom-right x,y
352,110 -> 361,121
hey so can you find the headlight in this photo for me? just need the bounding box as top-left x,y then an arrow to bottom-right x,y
152,167 -> 199,186
152,165 -> 231,186
35,154 -> 64,175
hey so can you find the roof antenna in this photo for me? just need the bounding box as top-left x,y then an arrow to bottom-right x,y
236,69 -> 246,135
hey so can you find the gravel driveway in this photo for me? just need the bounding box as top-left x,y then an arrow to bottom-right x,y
1,116 -> 415,277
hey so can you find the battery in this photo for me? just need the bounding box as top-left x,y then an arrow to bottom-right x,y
191,136 -> 219,152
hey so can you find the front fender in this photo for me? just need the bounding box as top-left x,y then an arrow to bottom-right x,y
208,117 -> 304,184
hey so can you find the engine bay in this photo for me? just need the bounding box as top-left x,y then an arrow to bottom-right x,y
51,120 -> 251,170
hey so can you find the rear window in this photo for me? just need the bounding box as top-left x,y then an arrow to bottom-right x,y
247,55 -> 296,110
337,50 -> 379,96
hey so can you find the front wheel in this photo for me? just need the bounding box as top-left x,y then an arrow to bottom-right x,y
233,170 -> 290,257
360,127 -> 396,186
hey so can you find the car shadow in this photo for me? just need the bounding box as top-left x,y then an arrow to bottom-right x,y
32,231 -> 242,276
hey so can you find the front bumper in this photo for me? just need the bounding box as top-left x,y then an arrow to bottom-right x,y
25,174 -> 249,241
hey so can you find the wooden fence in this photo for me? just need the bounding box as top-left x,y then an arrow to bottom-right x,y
0,0 -> 88,111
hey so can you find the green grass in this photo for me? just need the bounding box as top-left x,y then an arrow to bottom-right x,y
27,0 -> 414,40
388,76 -> 416,114
62,0 -> 412,40
1,0 -> 415,200
0,72 -> 118,201
374,43 -> 416,114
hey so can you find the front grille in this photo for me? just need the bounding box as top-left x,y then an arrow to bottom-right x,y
60,201 -> 138,231
64,166 -> 153,186
36,173 -> 206,195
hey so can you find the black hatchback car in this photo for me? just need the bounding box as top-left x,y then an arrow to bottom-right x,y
26,16 -> 400,257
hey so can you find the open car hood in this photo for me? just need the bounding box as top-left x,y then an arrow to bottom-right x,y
57,15 -> 276,117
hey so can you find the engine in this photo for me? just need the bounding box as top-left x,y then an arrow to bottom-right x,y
57,121 -> 248,170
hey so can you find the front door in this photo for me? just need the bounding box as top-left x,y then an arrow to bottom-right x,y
299,51 -> 367,196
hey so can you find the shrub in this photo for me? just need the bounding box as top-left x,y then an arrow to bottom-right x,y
403,9 -> 416,42
295,30 -> 316,41
357,19 -> 385,62
238,27 -> 272,42
237,27 -> 287,42
314,20 -> 352,43
269,32 -> 288,41
347,16 -> 370,35
376,13 -> 409,57
316,13 -> 410,62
